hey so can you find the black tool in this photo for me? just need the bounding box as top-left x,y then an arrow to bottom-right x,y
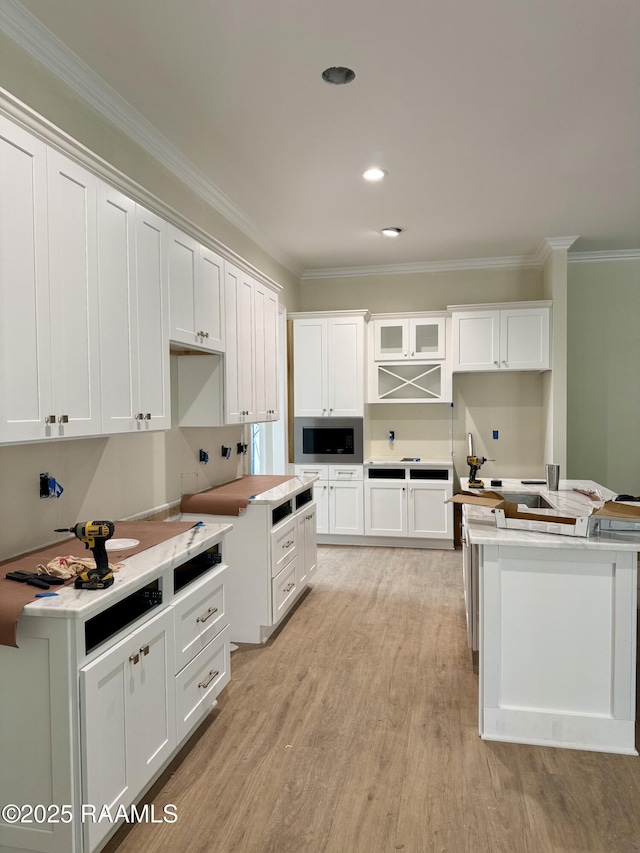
5,571 -> 63,585
27,577 -> 51,589
54,521 -> 115,590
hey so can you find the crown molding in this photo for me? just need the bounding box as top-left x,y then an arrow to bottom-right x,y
0,0 -> 302,278
534,237 -> 580,265
301,254 -> 543,280
568,249 -> 640,264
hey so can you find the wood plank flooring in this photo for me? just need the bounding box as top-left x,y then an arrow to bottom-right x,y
104,545 -> 640,853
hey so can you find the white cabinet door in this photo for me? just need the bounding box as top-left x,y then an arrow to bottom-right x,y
224,263 -> 256,423
327,315 -> 364,417
0,118 -> 52,442
135,206 -> 171,430
297,503 -> 317,584
47,150 -> 102,438
314,483 -> 330,534
80,608 -> 176,852
452,310 -> 501,371
168,226 -> 199,346
98,183 -> 137,433
365,482 -> 407,536
373,316 -> 445,361
500,307 -> 550,370
293,317 -> 328,416
407,483 -> 453,538
254,281 -> 279,422
329,480 -> 364,535
198,246 -> 225,352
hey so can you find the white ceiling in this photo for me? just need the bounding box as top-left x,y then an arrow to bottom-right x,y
6,0 -> 640,275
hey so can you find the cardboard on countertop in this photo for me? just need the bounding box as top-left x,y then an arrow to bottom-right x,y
450,491 -> 640,526
450,490 -> 584,526
592,501 -> 640,519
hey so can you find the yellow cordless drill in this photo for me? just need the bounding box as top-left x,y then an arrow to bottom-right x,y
55,521 -> 115,589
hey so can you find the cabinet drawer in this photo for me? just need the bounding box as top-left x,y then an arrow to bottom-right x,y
329,464 -> 363,481
173,564 -> 228,673
271,516 -> 298,576
175,623 -> 230,744
295,464 -> 328,481
272,557 -> 298,623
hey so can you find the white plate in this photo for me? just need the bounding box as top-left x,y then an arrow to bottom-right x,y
106,538 -> 140,551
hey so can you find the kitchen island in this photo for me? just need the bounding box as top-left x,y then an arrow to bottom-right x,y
460,479 -> 640,755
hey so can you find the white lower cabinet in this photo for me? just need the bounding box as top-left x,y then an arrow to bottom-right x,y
0,529 -> 231,853
295,465 -> 364,536
364,466 -> 454,543
80,608 -> 176,852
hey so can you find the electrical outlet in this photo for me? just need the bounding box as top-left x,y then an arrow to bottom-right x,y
39,473 -> 50,499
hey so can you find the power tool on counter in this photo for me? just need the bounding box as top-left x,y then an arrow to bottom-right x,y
466,433 -> 494,489
54,521 -> 115,590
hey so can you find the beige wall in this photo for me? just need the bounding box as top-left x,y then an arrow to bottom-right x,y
0,37 -> 301,560
300,266 -> 542,313
302,267 -> 547,483
567,259 -> 640,494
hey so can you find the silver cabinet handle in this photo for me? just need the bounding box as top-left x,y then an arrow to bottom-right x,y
196,606 -> 219,623
135,413 -> 144,420
284,582 -> 295,593
139,644 -> 150,656
145,413 -> 151,420
45,415 -> 56,424
198,669 -> 220,689
411,350 -> 415,356
129,652 -> 140,665
204,331 -> 210,338
59,415 -> 69,424
283,539 -> 294,549
501,360 -> 507,367
494,360 -> 499,366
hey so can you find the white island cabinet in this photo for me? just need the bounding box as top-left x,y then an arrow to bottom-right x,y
182,476 -> 318,644
461,479 -> 640,754
0,523 -> 232,853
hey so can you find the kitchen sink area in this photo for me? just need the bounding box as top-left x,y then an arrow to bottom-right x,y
500,491 -> 556,510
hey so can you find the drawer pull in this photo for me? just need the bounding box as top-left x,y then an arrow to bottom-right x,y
283,539 -> 294,549
284,582 -> 295,593
198,669 -> 220,689
129,653 -> 140,665
139,645 -> 150,656
196,606 -> 219,623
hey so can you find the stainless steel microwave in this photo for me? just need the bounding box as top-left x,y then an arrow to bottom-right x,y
294,417 -> 364,464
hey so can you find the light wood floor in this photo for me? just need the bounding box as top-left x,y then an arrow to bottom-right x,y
105,545 -> 640,853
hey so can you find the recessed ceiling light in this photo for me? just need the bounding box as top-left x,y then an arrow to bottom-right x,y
381,227 -> 402,237
363,168 -> 387,182
321,66 -> 356,85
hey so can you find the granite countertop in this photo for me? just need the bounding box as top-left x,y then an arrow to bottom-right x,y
462,478 -> 640,551
20,522 -> 232,620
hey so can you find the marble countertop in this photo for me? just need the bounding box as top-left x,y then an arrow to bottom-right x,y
249,474 -> 318,505
461,478 -> 640,551
365,458 -> 453,468
20,522 -> 233,620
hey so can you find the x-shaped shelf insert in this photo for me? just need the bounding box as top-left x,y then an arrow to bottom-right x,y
377,363 -> 443,400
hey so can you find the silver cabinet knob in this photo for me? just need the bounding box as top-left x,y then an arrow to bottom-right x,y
59,415 -> 69,424
45,415 -> 56,424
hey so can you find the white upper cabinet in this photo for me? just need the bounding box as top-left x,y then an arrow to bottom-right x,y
98,183 -> 170,433
373,315 -> 446,361
0,118 -> 102,443
223,261 -> 279,425
292,313 -> 366,417
169,226 -> 225,352
451,303 -> 551,372
253,280 -> 279,422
